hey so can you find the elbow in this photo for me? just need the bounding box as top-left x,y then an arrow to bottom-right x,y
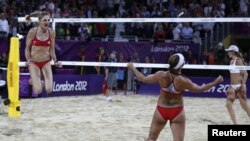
195,86 -> 208,93
196,89 -> 204,93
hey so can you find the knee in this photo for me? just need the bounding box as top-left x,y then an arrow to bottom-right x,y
226,97 -> 234,108
239,99 -> 248,109
240,103 -> 247,110
226,89 -> 234,96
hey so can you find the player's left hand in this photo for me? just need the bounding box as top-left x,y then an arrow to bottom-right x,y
55,61 -> 62,68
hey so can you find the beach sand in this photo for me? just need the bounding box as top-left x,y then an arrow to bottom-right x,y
0,94 -> 249,141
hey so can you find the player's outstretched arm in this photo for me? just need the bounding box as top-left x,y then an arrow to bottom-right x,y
182,75 -> 224,93
127,63 -> 163,83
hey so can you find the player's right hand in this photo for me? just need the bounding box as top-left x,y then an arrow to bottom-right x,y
214,75 -> 224,84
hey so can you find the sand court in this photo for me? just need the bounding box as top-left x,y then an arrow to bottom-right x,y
0,94 -> 249,141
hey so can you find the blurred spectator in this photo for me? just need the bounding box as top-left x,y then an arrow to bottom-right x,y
204,1 -> 213,17
181,22 -> 193,40
153,24 -> 167,41
48,0 -> 55,12
150,56 -> 158,74
95,47 -> 106,75
172,23 -> 182,40
76,46 -> 85,75
114,0 -> 121,17
117,52 -> 127,95
95,23 -> 107,37
0,13 -> 9,38
142,23 -> 154,39
133,23 -> 143,38
86,5 -> 94,18
208,47 -> 215,65
141,56 -> 152,76
239,0 -> 249,16
141,6 -> 150,17
52,3 -> 62,18
0,52 -> 8,68
192,26 -> 202,46
105,51 -> 118,101
202,15 -> 215,34
186,50 -> 197,64
127,51 -> 140,91
200,51 -> 208,65
106,0 -> 114,17
214,42 -> 226,65
56,23 -> 65,39
65,24 -> 71,40
78,23 -> 90,41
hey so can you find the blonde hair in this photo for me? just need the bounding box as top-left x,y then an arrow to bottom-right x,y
25,11 -> 50,23
234,51 -> 247,65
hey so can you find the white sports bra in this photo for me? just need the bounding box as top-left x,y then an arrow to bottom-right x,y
229,58 -> 240,74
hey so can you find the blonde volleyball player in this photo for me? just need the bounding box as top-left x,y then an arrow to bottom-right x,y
225,45 -> 250,124
25,11 -> 62,95
128,53 -> 223,141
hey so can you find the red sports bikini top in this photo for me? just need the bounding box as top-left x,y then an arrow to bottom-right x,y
31,28 -> 51,47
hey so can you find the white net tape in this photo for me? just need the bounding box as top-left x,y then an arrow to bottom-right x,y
16,61 -> 250,70
18,17 -> 250,23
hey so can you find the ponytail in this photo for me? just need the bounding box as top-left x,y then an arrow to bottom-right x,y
25,11 -> 50,23
168,55 -> 181,75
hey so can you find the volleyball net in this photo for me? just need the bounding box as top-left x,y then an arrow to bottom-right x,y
15,17 -> 250,70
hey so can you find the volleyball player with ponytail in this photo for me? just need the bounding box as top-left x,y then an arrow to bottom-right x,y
225,45 -> 250,124
127,53 -> 223,141
25,11 -> 62,95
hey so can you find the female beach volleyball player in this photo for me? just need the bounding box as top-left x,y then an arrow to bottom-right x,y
225,45 -> 250,124
127,53 -> 223,141
25,11 -> 62,95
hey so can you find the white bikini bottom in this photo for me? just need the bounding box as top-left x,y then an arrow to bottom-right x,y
230,84 -> 241,90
